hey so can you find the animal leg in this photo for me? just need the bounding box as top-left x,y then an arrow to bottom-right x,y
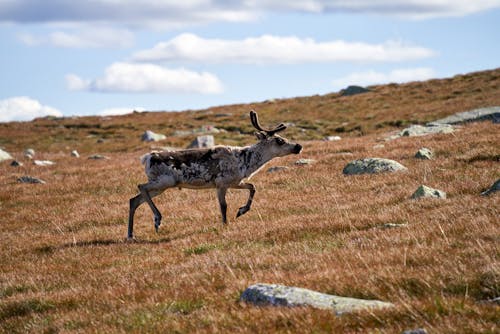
128,188 -> 164,239
217,187 -> 228,225
234,182 -> 256,218
138,183 -> 168,233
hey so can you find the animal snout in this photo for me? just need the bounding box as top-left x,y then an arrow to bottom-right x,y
293,144 -> 302,154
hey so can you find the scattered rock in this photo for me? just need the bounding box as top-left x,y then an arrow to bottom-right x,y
24,148 -> 35,158
141,130 -> 166,142
343,158 -> 407,175
88,154 -> 109,160
429,106 -> 500,125
402,329 -> 427,334
188,135 -> 215,148
33,160 -> 55,166
267,166 -> 290,173
379,223 -> 408,229
0,148 -> 13,162
295,158 -> 316,166
10,160 -> 23,167
17,176 -> 46,184
324,136 -> 341,141
71,150 -> 80,158
415,148 -> 433,160
340,85 -> 370,97
481,179 -> 500,196
411,185 -> 446,199
240,283 -> 393,315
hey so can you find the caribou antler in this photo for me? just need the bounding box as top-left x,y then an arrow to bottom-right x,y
250,110 -> 287,136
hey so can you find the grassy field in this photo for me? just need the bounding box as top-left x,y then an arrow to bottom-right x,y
0,68 -> 499,333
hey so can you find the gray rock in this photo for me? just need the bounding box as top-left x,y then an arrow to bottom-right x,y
17,176 -> 46,184
481,179 -> 500,196
411,185 -> 446,199
402,329 -> 427,334
141,130 -> 166,142
33,160 -> 55,166
88,154 -> 109,160
10,160 -> 23,167
401,124 -> 454,137
295,158 -> 316,166
267,166 -> 290,173
0,148 -> 13,162
324,136 -> 341,141
343,158 -> 407,175
24,148 -> 35,158
340,85 -> 370,96
415,148 -> 433,160
429,106 -> 500,125
188,135 -> 215,148
71,150 -> 80,158
240,283 -> 393,315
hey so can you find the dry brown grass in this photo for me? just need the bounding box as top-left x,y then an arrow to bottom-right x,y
0,68 -> 499,333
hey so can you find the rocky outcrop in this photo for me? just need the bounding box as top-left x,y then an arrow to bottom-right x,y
429,106 -> 500,125
340,85 -> 370,97
343,158 -> 407,175
240,283 -> 393,315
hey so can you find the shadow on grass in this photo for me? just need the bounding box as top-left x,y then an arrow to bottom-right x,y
34,229 -> 205,254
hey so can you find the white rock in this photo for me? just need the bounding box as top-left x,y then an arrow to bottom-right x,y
141,130 -> 166,142
343,158 -> 407,175
0,148 -> 13,162
411,185 -> 446,199
188,135 -> 215,148
71,150 -> 80,158
33,160 -> 55,166
295,158 -> 316,166
415,148 -> 433,160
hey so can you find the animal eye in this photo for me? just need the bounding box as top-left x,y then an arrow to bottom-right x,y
276,138 -> 285,145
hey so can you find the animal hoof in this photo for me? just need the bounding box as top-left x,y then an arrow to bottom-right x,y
236,207 -> 248,218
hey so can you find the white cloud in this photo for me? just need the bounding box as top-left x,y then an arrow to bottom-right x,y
132,33 -> 434,64
0,1 -> 498,29
18,27 -> 135,48
0,96 -> 63,122
332,67 -> 436,89
98,107 -> 145,116
66,62 -> 223,94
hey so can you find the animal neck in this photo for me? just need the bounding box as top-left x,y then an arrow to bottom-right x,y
239,143 -> 273,178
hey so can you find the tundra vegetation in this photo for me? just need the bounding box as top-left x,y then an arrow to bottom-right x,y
0,68 -> 499,333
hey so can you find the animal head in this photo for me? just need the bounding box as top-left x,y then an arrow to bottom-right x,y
250,110 -> 302,157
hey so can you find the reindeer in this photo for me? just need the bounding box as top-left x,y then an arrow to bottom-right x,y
128,110 -> 302,239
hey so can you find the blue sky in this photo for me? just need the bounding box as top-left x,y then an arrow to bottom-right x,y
0,1 -> 499,122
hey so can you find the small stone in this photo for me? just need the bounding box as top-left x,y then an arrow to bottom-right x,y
96,138 -> 105,143
373,144 -> 385,149
10,160 -> 23,167
33,160 -> 55,166
0,148 -> 13,162
267,166 -> 290,173
71,150 -> 80,158
188,135 -> 215,148
17,176 -> 45,184
481,179 -> 500,196
343,158 -> 407,175
415,148 -> 433,160
240,283 -> 393,315
379,223 -> 408,229
402,329 -> 427,334
141,130 -> 166,142
24,148 -> 35,158
324,136 -> 341,141
411,185 -> 446,199
295,158 -> 316,166
88,154 -> 109,160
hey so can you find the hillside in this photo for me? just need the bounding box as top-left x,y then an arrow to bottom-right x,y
0,68 -> 499,333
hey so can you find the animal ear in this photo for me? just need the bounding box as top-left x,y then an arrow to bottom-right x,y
254,131 -> 266,140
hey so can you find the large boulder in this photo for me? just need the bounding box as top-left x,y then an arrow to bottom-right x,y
141,130 -> 166,142
0,148 -> 13,162
429,106 -> 500,125
411,185 -> 446,199
188,135 -> 215,148
240,283 -> 393,315
343,158 -> 407,175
